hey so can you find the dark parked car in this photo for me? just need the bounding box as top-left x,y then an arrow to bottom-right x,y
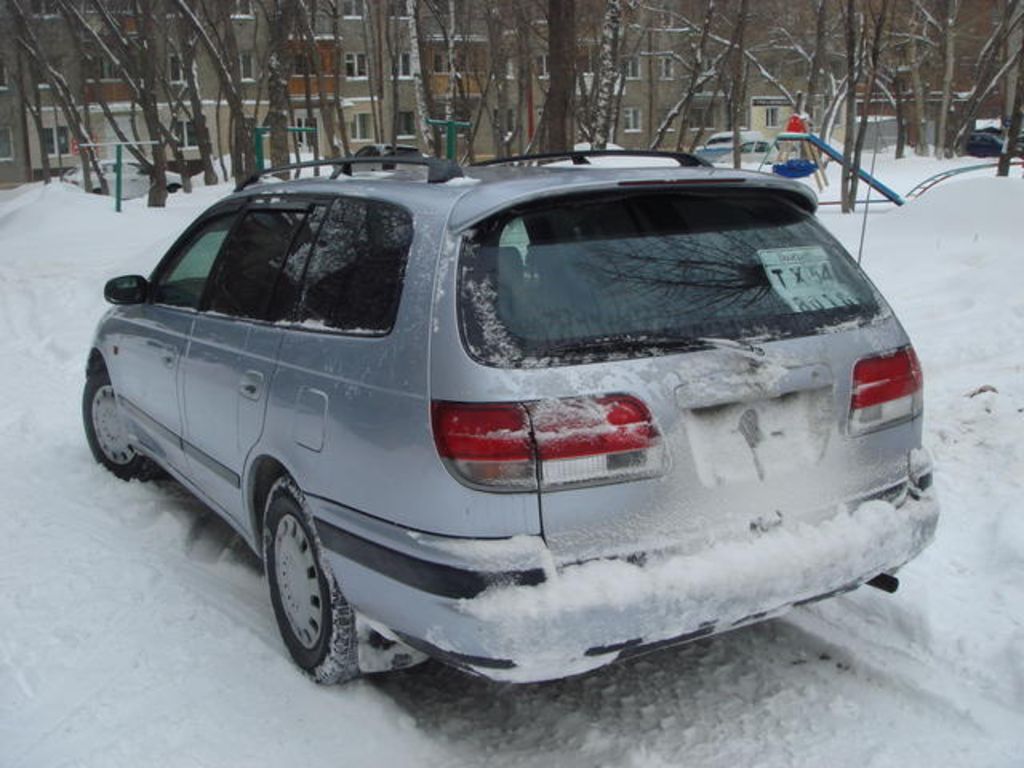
965,131 -> 1023,158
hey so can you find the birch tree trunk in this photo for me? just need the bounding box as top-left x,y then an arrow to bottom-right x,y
406,0 -> 435,154
592,0 -> 621,150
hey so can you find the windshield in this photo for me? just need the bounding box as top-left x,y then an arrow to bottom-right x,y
458,190 -> 883,368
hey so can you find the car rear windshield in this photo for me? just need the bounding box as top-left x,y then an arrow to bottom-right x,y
458,189 -> 883,367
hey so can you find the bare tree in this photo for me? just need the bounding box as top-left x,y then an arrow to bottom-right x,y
173,0 -> 257,184
544,0 -> 575,151
592,0 -> 622,149
6,0 -> 108,194
933,0 -> 959,158
406,0 -> 435,153
729,0 -> 751,170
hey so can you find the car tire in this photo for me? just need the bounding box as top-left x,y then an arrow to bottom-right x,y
263,476 -> 360,685
166,183 -> 182,193
83,368 -> 162,481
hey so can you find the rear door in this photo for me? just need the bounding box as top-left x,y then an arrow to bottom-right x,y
179,199 -> 322,523
456,188 -> 916,563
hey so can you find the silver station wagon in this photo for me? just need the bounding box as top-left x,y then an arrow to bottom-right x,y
84,151 -> 939,684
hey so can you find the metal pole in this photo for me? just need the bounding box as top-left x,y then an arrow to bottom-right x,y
115,143 -> 123,213
254,127 -> 266,172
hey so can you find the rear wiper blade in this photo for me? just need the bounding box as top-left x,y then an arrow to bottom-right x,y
533,334 -> 766,358
694,336 -> 766,357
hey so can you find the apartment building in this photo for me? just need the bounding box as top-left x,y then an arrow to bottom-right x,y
0,0 -> 808,187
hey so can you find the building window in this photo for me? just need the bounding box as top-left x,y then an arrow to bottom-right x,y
168,55 -> 184,84
342,0 -> 363,17
387,0 -> 408,18
622,106 -> 641,133
174,119 -> 198,149
764,105 -> 779,128
43,125 -> 70,156
294,53 -> 309,76
31,0 -> 58,16
536,54 -> 548,79
397,111 -> 416,138
240,52 -> 254,81
433,52 -> 450,74
624,56 -> 641,80
0,127 -> 13,160
659,57 -> 673,80
345,52 -> 367,79
350,112 -> 371,140
292,116 -> 317,150
231,0 -> 253,17
398,52 -> 412,78
97,56 -> 117,80
0,59 -> 9,89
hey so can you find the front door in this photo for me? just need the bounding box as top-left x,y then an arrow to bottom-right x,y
113,212 -> 238,471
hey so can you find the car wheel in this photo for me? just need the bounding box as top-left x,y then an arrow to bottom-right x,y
263,476 -> 360,685
82,367 -> 161,481
166,183 -> 182,193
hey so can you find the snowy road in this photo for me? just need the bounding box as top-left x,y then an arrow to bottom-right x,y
1,166 -> 1022,767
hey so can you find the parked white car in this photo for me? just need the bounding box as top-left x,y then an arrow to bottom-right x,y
62,161 -> 184,199
695,130 -> 773,163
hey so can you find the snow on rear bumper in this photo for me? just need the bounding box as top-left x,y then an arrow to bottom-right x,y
319,489 -> 938,683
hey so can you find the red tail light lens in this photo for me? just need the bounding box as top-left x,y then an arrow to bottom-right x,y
850,347 -> 923,434
431,402 -> 536,490
432,394 -> 665,491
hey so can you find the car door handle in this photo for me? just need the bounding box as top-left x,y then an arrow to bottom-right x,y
239,371 -> 264,401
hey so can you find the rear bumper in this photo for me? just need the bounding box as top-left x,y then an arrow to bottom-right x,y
316,488 -> 939,683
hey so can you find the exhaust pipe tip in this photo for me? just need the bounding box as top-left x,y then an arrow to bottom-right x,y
866,573 -> 900,594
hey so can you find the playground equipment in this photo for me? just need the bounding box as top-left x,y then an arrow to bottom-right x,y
254,126 -> 318,171
426,117 -> 471,160
77,140 -> 160,213
761,132 -> 906,207
906,159 -> 1024,198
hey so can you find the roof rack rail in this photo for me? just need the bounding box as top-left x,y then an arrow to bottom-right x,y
235,156 -> 463,191
471,149 -> 711,169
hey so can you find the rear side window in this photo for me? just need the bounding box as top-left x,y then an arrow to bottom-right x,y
459,191 -> 882,367
152,214 -> 236,309
296,197 -> 413,334
205,209 -> 308,319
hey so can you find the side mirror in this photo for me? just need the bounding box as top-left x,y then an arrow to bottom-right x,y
104,275 -> 149,305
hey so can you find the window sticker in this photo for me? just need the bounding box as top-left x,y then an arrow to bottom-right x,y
758,246 -> 859,312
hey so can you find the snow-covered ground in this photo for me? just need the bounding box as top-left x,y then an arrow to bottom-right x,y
1,158 -> 1022,767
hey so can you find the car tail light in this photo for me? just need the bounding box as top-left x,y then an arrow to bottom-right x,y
431,402 -> 536,490
849,346 -> 923,434
432,394 -> 666,491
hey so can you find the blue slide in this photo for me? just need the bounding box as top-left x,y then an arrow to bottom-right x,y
773,132 -> 906,206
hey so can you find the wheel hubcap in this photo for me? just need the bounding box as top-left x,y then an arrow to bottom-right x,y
274,513 -> 324,649
91,385 -> 136,466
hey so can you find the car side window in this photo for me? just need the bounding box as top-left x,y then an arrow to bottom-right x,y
205,208 -> 308,320
265,205 -> 327,323
152,214 -> 237,309
296,197 -> 414,334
